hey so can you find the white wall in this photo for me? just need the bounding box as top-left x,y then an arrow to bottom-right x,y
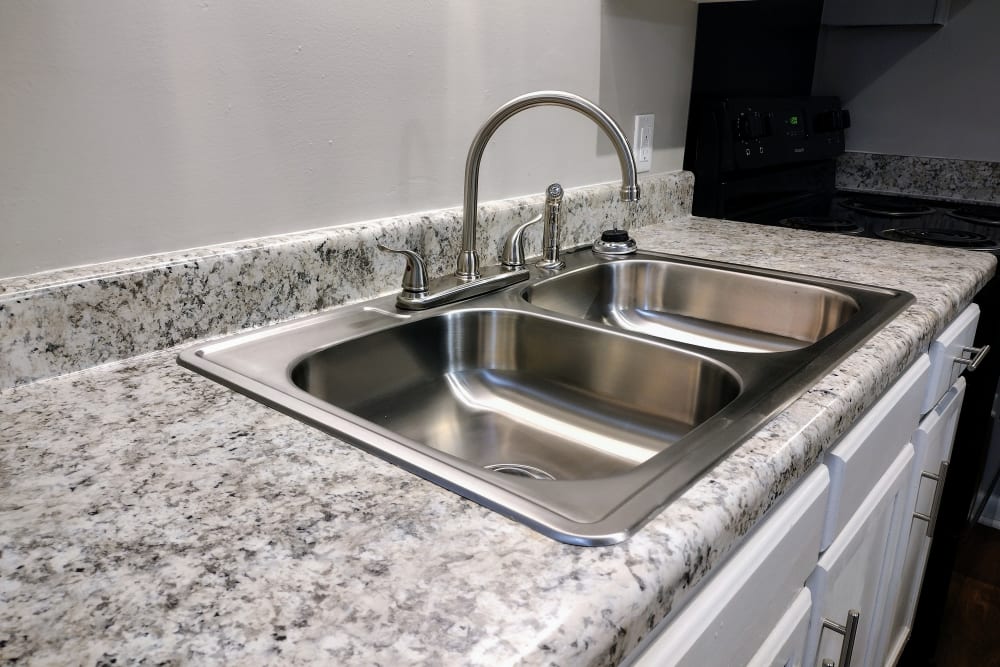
813,0 -> 1000,161
0,0 -> 697,279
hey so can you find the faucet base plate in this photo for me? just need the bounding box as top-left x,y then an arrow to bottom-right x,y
396,265 -> 529,310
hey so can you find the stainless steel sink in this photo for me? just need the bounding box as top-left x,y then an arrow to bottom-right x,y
290,309 -> 741,481
178,248 -> 913,545
525,257 -> 861,352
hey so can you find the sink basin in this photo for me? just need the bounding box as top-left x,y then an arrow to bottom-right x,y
178,247 -> 913,545
525,258 -> 860,352
290,310 -> 741,481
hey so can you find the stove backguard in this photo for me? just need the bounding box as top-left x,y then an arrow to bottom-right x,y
685,96 -> 848,220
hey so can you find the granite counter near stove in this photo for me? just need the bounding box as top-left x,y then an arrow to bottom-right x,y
836,152 -> 1000,205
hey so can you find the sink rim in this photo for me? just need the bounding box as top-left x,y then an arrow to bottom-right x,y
181,304 -> 756,532
177,247 -> 915,545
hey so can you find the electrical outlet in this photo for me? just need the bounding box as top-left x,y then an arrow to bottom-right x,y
633,114 -> 654,173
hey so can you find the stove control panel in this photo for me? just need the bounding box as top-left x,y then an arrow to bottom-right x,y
687,96 -> 848,173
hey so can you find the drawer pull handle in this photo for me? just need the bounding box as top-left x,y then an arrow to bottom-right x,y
821,609 -> 860,667
913,461 -> 949,538
955,344 -> 990,371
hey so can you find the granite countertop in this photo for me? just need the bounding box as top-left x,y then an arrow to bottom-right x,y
2,216 -> 995,666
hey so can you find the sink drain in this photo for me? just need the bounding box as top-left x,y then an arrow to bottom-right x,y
484,463 -> 556,481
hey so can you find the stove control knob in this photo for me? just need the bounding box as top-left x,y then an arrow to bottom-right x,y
735,114 -> 751,140
736,111 -> 768,141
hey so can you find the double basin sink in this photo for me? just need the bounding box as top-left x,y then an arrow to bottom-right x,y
179,248 -> 913,545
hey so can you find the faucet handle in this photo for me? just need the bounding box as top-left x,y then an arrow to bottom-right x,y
501,214 -> 542,269
377,243 -> 428,294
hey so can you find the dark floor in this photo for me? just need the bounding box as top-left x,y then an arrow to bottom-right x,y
933,522 -> 1000,667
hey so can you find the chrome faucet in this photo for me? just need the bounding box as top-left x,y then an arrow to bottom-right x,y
456,90 -> 641,279
380,90 -> 640,310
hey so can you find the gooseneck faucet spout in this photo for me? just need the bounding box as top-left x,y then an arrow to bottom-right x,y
456,91 -> 641,280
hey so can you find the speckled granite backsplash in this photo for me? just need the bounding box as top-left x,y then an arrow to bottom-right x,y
837,152 -> 1000,203
0,171 -> 692,389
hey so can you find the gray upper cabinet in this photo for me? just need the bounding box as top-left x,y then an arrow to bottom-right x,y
822,0 -> 950,26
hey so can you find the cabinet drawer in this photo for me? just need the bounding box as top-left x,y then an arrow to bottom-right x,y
625,467 -> 829,667
922,304 -> 980,414
821,355 -> 930,550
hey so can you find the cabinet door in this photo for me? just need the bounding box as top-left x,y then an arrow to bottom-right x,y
805,444 -> 915,667
881,378 -> 967,665
748,588 -> 812,667
624,467 -> 829,667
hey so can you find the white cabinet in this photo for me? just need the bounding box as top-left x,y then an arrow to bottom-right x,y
623,306 -> 980,667
747,588 -> 813,667
624,467 -> 829,667
877,304 -> 979,664
805,444 -> 915,667
820,357 -> 930,551
881,378 -> 967,665
800,353 -> 931,667
625,359 -> 928,667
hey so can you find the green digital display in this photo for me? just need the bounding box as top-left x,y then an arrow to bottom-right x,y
789,115 -> 799,125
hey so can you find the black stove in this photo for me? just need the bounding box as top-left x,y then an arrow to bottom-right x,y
772,192 -> 1000,253
779,216 -> 863,234
875,226 -> 999,250
684,96 -> 1000,254
948,203 -> 1000,226
838,196 -> 936,218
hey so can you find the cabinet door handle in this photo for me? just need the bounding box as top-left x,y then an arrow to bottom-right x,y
821,609 -> 860,667
913,461 -> 949,538
955,344 -> 990,371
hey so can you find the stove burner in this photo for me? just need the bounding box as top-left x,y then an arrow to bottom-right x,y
947,204 -> 1000,226
877,227 -> 998,249
839,197 -> 936,218
779,216 -> 864,234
